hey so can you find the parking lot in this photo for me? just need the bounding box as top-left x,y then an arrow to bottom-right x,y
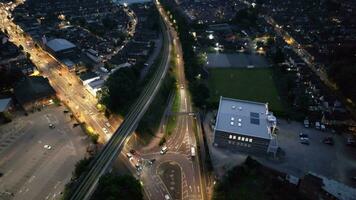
0,106 -> 89,200
204,113 -> 356,187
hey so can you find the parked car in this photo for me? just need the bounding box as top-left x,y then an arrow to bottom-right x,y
322,136 -> 334,145
44,145 -> 52,150
299,133 -> 309,145
160,146 -> 168,155
49,123 -> 55,129
300,138 -> 310,145
299,132 -> 308,139
315,122 -> 320,129
320,124 -> 326,132
346,135 -> 356,146
303,119 -> 310,128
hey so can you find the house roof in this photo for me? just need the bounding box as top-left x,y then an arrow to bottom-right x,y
79,72 -> 100,81
215,97 -> 274,139
14,76 -> 55,105
46,38 -> 76,52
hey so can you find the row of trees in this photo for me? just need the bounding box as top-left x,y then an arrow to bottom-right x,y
160,0 -> 210,109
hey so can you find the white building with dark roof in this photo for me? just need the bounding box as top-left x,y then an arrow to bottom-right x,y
85,79 -> 105,97
213,97 -> 278,154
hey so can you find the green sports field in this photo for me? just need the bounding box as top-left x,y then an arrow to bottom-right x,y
208,68 -> 284,112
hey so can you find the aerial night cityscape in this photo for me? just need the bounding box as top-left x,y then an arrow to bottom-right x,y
0,0 -> 356,199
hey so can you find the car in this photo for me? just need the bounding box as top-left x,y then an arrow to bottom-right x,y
135,163 -> 143,171
300,138 -> 310,145
126,152 -> 133,159
346,136 -> 356,146
299,132 -> 308,139
160,146 -> 168,155
321,124 -> 326,131
49,123 -> 55,129
44,145 -> 52,150
322,136 -> 334,145
102,127 -> 109,134
180,85 -> 184,89
165,194 -> 171,200
105,122 -> 111,127
315,122 -> 321,129
303,119 -> 309,128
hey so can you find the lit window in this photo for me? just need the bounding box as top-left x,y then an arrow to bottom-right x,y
238,136 -> 241,140
229,135 -> 232,139
249,138 -> 253,143
241,137 -> 245,141
233,136 -> 236,140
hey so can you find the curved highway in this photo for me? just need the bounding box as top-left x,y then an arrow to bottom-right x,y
68,3 -> 172,200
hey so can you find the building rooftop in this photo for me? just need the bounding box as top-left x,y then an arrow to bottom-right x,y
79,72 -> 100,81
215,97 -> 275,139
46,38 -> 76,52
88,79 -> 105,89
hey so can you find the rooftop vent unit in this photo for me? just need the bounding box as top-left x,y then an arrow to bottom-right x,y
238,123 -> 242,127
238,106 -> 242,110
230,121 -> 234,126
238,118 -> 242,122
232,105 -> 236,109
231,117 -> 235,121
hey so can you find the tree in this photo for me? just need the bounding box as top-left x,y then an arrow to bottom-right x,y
232,7 -> 258,27
100,67 -> 138,112
102,16 -> 118,30
190,82 -> 210,108
73,157 -> 93,179
273,48 -> 285,64
92,174 -> 143,200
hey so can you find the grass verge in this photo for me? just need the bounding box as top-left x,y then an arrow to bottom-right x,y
208,68 -> 284,113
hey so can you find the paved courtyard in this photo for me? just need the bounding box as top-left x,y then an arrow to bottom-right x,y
203,112 -> 356,188
0,106 -> 89,200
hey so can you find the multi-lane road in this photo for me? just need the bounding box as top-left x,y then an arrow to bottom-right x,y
0,2 -> 121,143
134,1 -> 207,199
